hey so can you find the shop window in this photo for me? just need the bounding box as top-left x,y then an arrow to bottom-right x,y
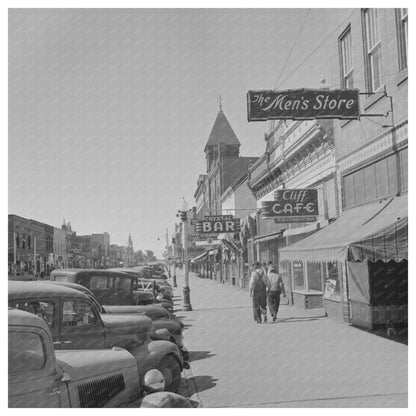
396,8 -> 408,70
343,155 -> 398,208
363,8 -> 382,92
293,260 -> 305,291
363,164 -> 376,202
339,26 -> 354,88
323,262 -> 341,299
307,262 -> 322,292
353,170 -> 365,205
399,147 -> 408,192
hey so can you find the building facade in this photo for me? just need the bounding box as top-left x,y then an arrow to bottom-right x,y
279,8 -> 408,329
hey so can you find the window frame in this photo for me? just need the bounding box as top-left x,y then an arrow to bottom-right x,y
362,8 -> 383,92
339,25 -> 354,89
8,329 -> 47,374
62,298 -> 99,329
395,8 -> 408,71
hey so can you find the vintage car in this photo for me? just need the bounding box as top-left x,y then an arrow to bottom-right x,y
115,267 -> 173,299
39,280 -> 190,368
8,281 -> 183,392
9,308 -> 194,408
50,269 -> 174,311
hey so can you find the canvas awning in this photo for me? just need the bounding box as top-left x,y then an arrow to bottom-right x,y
190,252 -> 208,264
280,195 -> 408,263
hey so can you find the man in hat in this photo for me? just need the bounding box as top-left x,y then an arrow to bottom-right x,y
268,265 -> 286,321
249,262 -> 270,323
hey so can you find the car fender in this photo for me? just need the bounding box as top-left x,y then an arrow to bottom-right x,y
130,340 -> 183,383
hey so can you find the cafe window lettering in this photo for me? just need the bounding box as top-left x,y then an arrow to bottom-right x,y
324,262 -> 341,299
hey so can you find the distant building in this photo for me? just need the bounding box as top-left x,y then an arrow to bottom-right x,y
125,233 -> 134,267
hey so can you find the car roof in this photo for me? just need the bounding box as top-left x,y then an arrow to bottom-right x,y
8,281 -> 89,300
41,280 -> 96,297
8,307 -> 51,333
52,268 -> 135,278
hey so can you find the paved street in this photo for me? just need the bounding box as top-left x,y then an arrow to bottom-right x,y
172,269 -> 408,408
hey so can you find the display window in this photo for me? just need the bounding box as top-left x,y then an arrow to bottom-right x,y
323,261 -> 342,300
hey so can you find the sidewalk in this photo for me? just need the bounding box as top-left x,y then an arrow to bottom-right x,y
171,270 -> 408,408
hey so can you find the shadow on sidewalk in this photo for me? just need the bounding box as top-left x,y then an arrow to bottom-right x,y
181,375 -> 218,398
189,350 -> 216,362
271,316 -> 327,324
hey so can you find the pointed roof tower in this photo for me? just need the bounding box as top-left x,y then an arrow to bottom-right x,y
127,233 -> 133,250
204,108 -> 240,152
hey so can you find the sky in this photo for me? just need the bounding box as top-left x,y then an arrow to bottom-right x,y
8,8 -> 354,256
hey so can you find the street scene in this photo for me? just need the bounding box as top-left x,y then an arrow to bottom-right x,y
8,6 -> 408,409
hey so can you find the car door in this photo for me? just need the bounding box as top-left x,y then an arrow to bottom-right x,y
8,326 -> 62,408
89,275 -> 113,305
60,297 -> 107,350
112,276 -> 133,305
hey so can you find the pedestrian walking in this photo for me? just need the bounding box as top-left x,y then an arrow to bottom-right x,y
249,262 -> 270,324
268,266 -> 286,321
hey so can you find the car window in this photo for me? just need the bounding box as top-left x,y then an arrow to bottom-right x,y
9,331 -> 46,373
9,300 -> 56,328
62,300 -> 97,327
53,274 -> 69,282
114,277 -> 131,291
90,276 -> 110,290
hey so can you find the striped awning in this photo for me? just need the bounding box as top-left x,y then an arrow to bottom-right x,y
190,252 -> 208,264
280,195 -> 408,263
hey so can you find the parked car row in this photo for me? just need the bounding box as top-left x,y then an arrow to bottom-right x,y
8,265 -> 194,408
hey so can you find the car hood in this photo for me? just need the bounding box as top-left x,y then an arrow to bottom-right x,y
56,348 -> 137,381
103,304 -> 170,320
101,314 -> 153,334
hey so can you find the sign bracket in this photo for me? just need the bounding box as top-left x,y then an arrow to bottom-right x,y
358,91 -> 394,127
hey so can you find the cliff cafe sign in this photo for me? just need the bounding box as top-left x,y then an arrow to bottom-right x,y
261,189 -> 319,223
247,89 -> 360,121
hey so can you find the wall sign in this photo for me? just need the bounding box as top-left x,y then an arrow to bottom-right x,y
261,189 -> 318,222
247,89 -> 360,121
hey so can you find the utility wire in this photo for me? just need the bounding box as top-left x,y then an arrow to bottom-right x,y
276,8 -> 359,89
273,8 -> 311,89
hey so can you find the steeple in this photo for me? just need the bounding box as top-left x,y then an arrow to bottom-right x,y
204,108 -> 241,152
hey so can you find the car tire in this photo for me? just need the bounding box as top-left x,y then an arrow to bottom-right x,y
156,355 -> 182,393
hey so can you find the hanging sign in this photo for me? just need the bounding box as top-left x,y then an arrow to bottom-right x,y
261,189 -> 318,222
196,216 -> 241,234
247,89 -> 360,121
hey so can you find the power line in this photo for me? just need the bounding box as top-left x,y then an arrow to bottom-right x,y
273,8 -> 311,89
276,9 -> 359,89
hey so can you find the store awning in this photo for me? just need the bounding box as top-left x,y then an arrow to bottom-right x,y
280,195 -> 408,263
190,252 -> 208,264
254,231 -> 283,244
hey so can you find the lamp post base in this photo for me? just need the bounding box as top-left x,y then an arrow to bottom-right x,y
182,286 -> 192,311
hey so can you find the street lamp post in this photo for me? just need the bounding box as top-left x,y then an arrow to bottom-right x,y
179,198 -> 192,311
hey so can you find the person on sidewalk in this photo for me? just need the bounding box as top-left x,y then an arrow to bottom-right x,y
268,266 -> 286,322
249,262 -> 270,324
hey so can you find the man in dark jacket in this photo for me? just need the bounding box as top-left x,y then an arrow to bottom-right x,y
249,262 -> 270,323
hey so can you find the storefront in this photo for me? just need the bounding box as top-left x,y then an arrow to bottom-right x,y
279,195 -> 408,329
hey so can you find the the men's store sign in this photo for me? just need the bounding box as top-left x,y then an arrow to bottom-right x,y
247,89 -> 360,121
261,189 -> 318,222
